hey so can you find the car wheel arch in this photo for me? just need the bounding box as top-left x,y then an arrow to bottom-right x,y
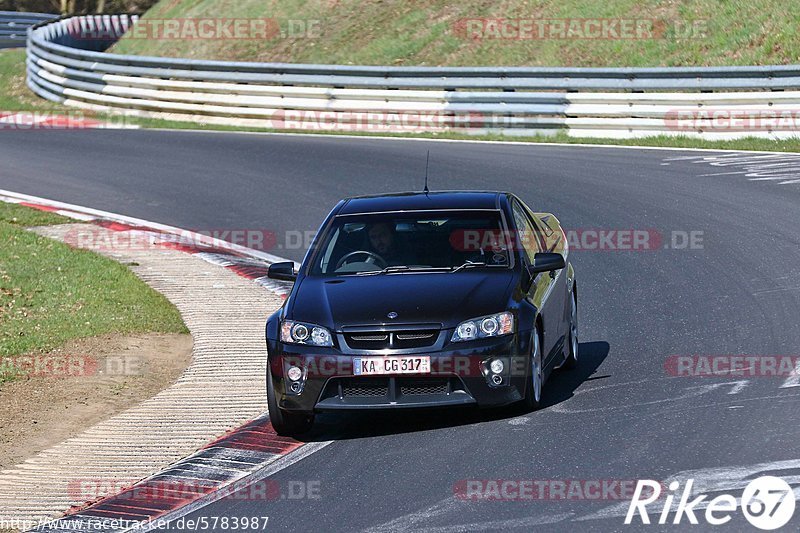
265,310 -> 282,343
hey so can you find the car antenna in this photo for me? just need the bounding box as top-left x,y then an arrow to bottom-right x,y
423,150 -> 431,195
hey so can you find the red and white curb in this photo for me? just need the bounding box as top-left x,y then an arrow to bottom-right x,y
0,190 -> 329,532
37,415 -> 306,532
0,189 -> 296,299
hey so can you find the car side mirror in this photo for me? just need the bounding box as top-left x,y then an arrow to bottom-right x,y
267,261 -> 297,282
529,252 -> 565,275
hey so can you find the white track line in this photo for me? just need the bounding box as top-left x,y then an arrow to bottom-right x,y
0,188 -> 299,268
142,128 -> 797,155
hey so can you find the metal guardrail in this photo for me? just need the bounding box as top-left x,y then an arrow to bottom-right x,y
1,11 -> 55,49
25,14 -> 800,139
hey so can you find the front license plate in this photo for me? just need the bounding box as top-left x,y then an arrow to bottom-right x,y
353,356 -> 431,376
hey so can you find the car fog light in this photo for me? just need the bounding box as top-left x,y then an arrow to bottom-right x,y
491,374 -> 503,385
287,366 -> 303,381
490,359 -> 504,374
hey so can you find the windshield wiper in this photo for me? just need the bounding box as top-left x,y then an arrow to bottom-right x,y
450,260 -> 487,273
355,265 -> 451,276
355,265 -> 411,276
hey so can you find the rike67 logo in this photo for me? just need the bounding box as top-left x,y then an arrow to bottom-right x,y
626,476 -> 795,529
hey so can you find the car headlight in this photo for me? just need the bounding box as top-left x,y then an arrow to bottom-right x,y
280,320 -> 334,346
451,312 -> 514,342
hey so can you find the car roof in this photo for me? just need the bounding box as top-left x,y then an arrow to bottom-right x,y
337,191 -> 506,215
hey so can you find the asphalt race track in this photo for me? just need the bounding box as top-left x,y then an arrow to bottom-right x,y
2,130 -> 800,531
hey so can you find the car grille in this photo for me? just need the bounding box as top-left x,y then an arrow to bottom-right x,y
326,377 -> 458,400
344,329 -> 439,350
341,379 -> 389,397
399,379 -> 449,396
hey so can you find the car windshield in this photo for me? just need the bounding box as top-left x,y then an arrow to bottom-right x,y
309,210 -> 512,275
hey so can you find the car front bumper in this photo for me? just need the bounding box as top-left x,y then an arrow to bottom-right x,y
267,332 -> 532,413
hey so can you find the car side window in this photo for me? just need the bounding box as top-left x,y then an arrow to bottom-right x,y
511,201 -> 540,263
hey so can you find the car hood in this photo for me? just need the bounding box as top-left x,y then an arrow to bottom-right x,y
289,270 -> 516,330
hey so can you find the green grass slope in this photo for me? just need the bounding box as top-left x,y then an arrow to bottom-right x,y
0,203 -> 188,364
110,0 -> 800,66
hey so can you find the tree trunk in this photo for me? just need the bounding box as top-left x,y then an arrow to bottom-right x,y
96,0 -> 105,13
60,0 -> 67,14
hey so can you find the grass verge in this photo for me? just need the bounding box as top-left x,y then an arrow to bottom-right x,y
111,0 -> 800,68
0,203 -> 188,381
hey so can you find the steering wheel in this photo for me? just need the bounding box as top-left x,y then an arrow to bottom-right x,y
336,250 -> 388,270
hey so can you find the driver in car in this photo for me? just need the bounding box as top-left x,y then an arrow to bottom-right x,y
367,222 -> 409,266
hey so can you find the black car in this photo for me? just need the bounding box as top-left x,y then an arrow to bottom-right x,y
265,191 -> 578,435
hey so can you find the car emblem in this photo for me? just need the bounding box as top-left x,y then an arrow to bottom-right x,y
387,312 -> 398,319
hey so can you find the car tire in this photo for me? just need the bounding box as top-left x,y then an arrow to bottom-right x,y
267,364 -> 314,436
563,292 -> 578,370
520,326 -> 544,412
